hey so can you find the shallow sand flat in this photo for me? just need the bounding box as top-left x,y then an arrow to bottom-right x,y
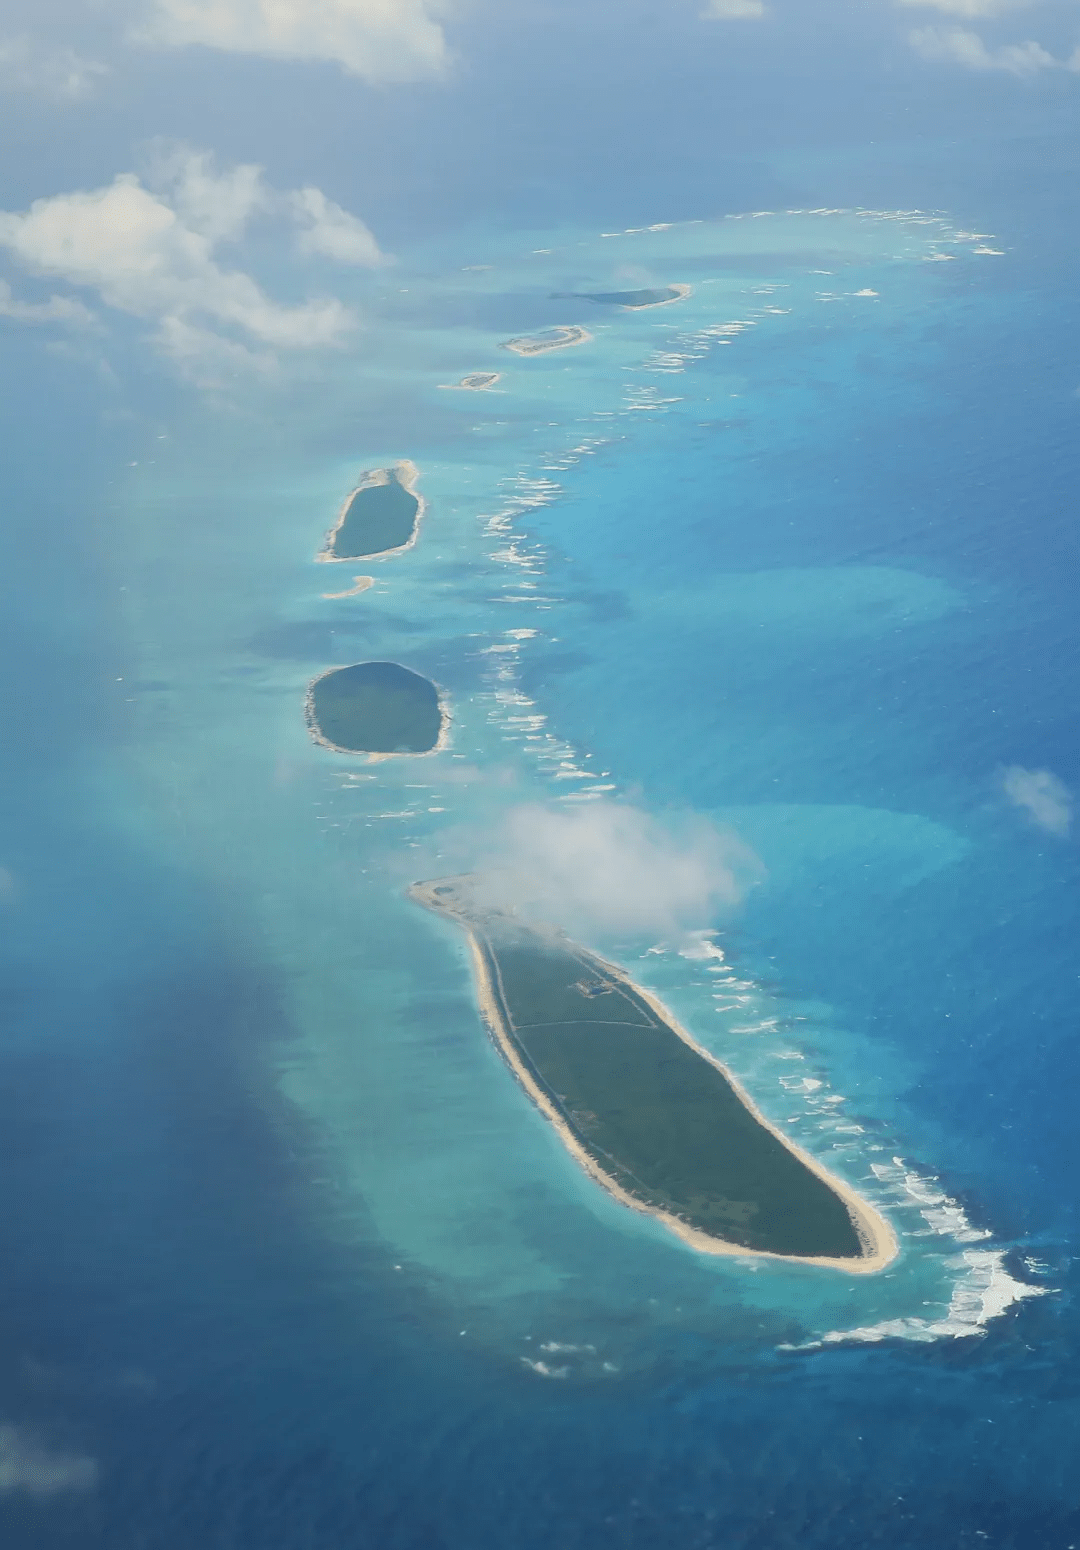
321,575 -> 375,599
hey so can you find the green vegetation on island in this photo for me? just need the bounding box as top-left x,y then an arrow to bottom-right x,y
552,284 -> 691,309
410,877 -> 894,1268
320,462 -> 423,561
307,662 -> 445,755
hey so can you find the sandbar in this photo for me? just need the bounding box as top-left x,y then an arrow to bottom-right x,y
317,460 -> 425,563
501,326 -> 592,356
410,875 -> 897,1273
322,575 -> 374,599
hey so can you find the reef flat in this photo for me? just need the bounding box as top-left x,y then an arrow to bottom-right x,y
318,461 -> 424,562
307,662 -> 446,755
410,876 -> 896,1270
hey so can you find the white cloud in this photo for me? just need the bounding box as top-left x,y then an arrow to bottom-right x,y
898,0 -> 1032,16
467,801 -> 762,942
910,25 -> 1057,73
0,1425 -> 97,1496
0,36 -> 108,98
136,0 -> 450,82
0,279 -> 97,326
0,151 -> 387,381
1003,766 -> 1073,836
702,0 -> 766,17
291,187 -> 388,267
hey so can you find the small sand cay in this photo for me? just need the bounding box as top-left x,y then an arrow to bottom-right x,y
321,575 -> 374,600
409,875 -> 897,1273
553,283 -> 691,310
318,460 -> 425,563
439,372 -> 502,391
501,325 -> 591,356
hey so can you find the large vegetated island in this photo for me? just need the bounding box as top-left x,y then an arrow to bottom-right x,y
307,662 -> 446,755
410,876 -> 896,1271
551,284 -> 692,309
319,461 -> 424,562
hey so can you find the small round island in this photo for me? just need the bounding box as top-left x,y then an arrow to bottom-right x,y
306,662 -> 446,755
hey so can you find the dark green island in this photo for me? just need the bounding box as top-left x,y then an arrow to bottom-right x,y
306,662 -> 446,756
319,461 -> 423,562
410,876 -> 895,1270
552,284 -> 691,309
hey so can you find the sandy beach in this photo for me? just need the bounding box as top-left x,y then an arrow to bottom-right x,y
438,372 -> 502,391
316,459 -> 426,564
623,282 -> 692,309
410,879 -> 897,1274
321,575 -> 374,599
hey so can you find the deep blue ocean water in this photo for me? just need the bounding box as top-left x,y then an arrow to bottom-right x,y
1,194 -> 1078,1550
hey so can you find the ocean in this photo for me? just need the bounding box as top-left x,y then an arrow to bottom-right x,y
1,203 -> 1077,1547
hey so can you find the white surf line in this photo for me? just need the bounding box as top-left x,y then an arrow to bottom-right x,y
429,215 -> 1047,1323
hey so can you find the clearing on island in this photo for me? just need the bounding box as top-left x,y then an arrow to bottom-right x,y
411,877 -> 895,1269
307,662 -> 444,755
321,462 -> 423,561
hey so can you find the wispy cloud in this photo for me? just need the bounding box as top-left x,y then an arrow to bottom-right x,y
0,279 -> 98,327
465,800 -> 761,942
135,0 -> 451,82
0,36 -> 109,98
899,0 -> 1033,16
702,0 -> 766,17
0,149 -> 387,383
910,25 -> 1058,73
1003,766 -> 1073,836
0,1425 -> 97,1496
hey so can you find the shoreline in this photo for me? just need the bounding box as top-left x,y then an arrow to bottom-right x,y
316,459 -> 426,564
411,881 -> 897,1274
321,575 -> 374,599
304,666 -> 451,760
501,325 -> 592,357
438,372 -> 502,391
622,282 -> 692,310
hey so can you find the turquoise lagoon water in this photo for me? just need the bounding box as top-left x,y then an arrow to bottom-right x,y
6,209 -> 1077,1545
114,212 -> 1049,1346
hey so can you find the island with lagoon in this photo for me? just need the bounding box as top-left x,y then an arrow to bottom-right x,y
440,372 -> 502,391
410,875 -> 896,1271
318,461 -> 424,563
501,325 -> 592,356
306,662 -> 447,756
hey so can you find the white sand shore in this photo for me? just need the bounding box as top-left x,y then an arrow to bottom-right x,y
316,459 -> 426,564
438,372 -> 502,391
501,326 -> 591,356
409,878 -> 897,1274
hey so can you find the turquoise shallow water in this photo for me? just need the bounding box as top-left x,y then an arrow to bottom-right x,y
2,207 -> 1077,1546
109,212 -> 1049,1347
